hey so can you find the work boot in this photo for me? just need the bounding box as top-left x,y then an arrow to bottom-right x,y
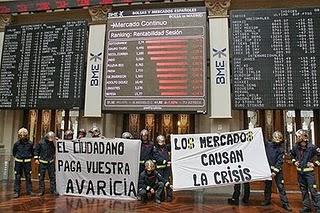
282,204 -> 292,212
27,192 -> 36,196
13,193 -> 19,198
242,198 -> 249,204
227,198 -> 239,205
261,200 -> 271,206
51,191 -> 59,196
299,207 -> 312,213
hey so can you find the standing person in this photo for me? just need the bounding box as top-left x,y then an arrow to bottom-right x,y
227,183 -> 250,205
77,129 -> 86,139
139,129 -> 153,174
290,129 -> 320,213
138,160 -> 166,204
12,128 -> 34,198
34,131 -> 58,196
262,131 -> 292,211
153,135 -> 173,202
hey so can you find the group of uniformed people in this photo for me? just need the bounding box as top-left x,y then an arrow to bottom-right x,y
12,127 -> 94,198
13,128 -> 57,198
12,126 -> 320,212
227,129 -> 320,213
121,129 -> 173,204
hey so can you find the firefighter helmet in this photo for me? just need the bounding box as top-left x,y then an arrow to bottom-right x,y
122,132 -> 133,139
295,129 -> 308,143
156,135 -> 166,146
140,129 -> 148,137
64,129 -> 73,140
272,131 -> 283,143
145,160 -> 155,172
18,128 -> 28,140
78,129 -> 86,138
89,126 -> 101,137
45,131 -> 56,142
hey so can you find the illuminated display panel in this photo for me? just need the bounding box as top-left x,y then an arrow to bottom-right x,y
231,8 -> 320,109
103,7 -> 207,112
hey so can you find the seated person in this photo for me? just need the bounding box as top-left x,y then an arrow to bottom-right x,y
138,160 -> 169,204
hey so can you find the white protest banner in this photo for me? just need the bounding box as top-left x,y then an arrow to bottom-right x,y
171,127 -> 271,191
56,138 -> 141,200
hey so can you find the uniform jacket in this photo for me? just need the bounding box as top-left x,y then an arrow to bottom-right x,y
12,139 -> 33,159
138,170 -> 165,190
265,140 -> 284,173
290,142 -> 320,172
140,142 -> 153,163
34,138 -> 56,162
153,145 -> 170,168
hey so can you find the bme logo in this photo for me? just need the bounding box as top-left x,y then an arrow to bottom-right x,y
90,52 -> 102,87
212,48 -> 227,84
212,48 -> 226,58
90,52 -> 102,62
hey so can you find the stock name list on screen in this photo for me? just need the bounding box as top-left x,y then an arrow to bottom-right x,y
0,20 -> 87,109
231,8 -> 320,109
103,7 -> 207,112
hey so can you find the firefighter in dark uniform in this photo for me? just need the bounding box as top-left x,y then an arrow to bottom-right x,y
12,128 -> 34,198
77,129 -> 86,139
290,129 -> 320,213
139,129 -> 153,174
138,160 -> 167,204
153,135 -> 173,202
64,129 -> 73,140
262,131 -> 292,211
34,131 -> 58,196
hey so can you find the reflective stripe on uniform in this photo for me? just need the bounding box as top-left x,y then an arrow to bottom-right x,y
39,159 -> 54,164
271,166 -> 280,173
315,161 -> 320,166
139,161 -> 145,164
15,158 -> 31,162
157,165 -> 166,169
297,167 -> 314,172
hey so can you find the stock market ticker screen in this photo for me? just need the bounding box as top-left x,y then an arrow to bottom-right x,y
103,7 -> 207,112
231,8 -> 320,109
0,20 -> 87,109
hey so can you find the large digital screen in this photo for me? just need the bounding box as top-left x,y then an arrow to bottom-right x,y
0,20 -> 87,109
231,8 -> 320,109
103,7 -> 207,112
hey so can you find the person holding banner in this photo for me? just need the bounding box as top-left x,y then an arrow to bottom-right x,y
12,128 -> 35,198
139,129 -> 154,174
263,131 -> 292,211
138,160 -> 165,204
34,131 -> 58,196
153,135 -> 173,202
290,129 -> 320,213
